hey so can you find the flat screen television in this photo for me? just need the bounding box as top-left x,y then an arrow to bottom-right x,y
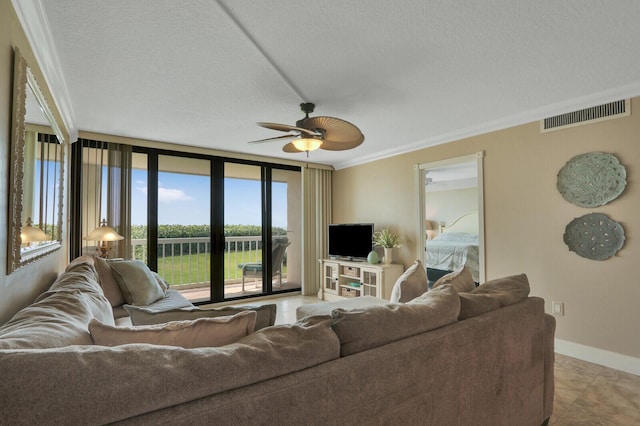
328,223 -> 374,260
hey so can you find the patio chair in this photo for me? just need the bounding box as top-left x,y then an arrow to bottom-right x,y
239,241 -> 291,291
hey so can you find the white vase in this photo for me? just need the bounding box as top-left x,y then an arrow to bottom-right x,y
383,247 -> 393,264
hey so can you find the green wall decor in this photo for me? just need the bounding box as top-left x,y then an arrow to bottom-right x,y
563,213 -> 625,260
557,152 -> 626,208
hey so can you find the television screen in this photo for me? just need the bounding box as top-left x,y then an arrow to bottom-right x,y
328,223 -> 374,260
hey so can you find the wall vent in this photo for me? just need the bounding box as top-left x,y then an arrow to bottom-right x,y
541,99 -> 630,133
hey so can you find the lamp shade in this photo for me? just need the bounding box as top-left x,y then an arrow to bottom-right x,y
21,217 -> 50,243
84,219 -> 124,242
292,138 -> 323,152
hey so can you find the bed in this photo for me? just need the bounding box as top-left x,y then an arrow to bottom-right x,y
425,211 -> 480,283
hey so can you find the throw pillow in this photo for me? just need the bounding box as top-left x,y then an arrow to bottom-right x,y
432,265 -> 476,293
109,260 -> 165,306
331,284 -> 460,356
152,271 -> 170,292
89,310 -> 257,348
389,259 -> 429,303
93,256 -> 126,307
125,303 -> 277,330
458,273 -> 530,320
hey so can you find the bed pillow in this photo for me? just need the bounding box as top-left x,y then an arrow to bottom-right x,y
89,310 -> 257,348
331,284 -> 460,356
432,265 -> 476,293
124,303 -> 277,330
458,273 -> 530,320
389,259 -> 428,303
109,260 -> 165,306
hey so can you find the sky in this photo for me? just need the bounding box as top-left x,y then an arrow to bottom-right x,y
129,169 -> 288,227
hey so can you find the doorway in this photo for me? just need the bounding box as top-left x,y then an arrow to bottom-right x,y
416,152 -> 485,285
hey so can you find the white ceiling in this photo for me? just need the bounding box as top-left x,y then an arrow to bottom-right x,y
15,0 -> 640,169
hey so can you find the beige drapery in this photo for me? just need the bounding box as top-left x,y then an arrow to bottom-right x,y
301,167 -> 332,296
81,140 -> 132,258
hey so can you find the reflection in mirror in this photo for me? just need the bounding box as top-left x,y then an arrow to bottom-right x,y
8,48 -> 65,273
416,152 -> 485,286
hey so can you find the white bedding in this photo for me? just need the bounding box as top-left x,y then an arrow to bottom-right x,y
426,232 -> 479,282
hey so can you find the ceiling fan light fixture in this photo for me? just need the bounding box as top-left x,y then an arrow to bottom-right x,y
292,137 -> 323,152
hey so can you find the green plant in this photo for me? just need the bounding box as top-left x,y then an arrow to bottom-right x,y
373,228 -> 402,248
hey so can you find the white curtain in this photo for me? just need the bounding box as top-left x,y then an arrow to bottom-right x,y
302,167 -> 332,295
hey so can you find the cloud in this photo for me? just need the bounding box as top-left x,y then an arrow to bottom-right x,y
135,180 -> 147,195
158,187 -> 191,203
134,181 -> 192,203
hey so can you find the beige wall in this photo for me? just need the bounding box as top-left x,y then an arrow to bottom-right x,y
0,0 -> 69,325
426,187 -> 478,231
334,100 -> 640,360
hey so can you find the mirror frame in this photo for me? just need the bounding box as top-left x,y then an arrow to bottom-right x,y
7,48 -> 65,273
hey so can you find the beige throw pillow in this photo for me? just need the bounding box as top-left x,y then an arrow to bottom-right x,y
109,260 -> 165,306
432,265 -> 476,293
389,259 -> 429,303
124,303 -> 277,330
93,256 -> 126,307
331,284 -> 460,356
458,273 -> 530,320
89,310 -> 257,348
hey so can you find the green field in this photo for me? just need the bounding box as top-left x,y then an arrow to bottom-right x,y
156,249 -> 286,285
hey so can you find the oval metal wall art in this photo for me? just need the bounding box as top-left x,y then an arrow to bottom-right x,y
557,152 -> 627,208
563,213 -> 625,260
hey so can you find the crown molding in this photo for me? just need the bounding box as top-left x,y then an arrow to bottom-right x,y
11,0 -> 77,142
333,82 -> 640,170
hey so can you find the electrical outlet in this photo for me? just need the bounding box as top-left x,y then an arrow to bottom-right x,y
552,301 -> 564,316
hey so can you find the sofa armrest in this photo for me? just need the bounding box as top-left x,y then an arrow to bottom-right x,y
543,314 -> 556,422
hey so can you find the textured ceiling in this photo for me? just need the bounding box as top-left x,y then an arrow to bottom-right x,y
19,0 -> 640,168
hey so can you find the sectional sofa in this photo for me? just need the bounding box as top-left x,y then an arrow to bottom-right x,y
0,256 -> 554,425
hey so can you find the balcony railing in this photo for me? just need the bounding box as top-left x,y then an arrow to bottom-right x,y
130,235 -> 266,287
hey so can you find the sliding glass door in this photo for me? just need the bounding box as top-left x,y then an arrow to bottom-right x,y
71,141 -> 301,304
156,155 -> 212,303
224,163 -> 263,298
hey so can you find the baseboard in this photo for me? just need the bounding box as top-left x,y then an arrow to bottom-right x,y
555,338 -> 640,376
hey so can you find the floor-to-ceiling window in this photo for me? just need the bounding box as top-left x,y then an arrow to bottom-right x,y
71,141 -> 301,303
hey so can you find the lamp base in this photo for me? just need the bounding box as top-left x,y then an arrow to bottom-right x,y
97,241 -> 110,259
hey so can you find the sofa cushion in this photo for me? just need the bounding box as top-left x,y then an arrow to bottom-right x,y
296,296 -> 388,320
109,260 -> 165,306
125,303 -> 277,330
331,284 -> 460,356
89,310 -> 257,348
138,289 -> 193,311
0,288 -> 114,350
389,259 -> 429,303
458,273 -> 530,320
93,256 -> 126,307
0,315 -> 341,425
432,265 -> 476,293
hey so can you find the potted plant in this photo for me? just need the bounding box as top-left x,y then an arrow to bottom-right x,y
373,228 -> 402,264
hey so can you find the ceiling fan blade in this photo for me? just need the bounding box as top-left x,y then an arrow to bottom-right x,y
320,134 -> 365,151
248,134 -> 296,144
258,122 -> 318,136
300,116 -> 365,150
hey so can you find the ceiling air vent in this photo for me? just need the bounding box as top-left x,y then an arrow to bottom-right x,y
541,99 -> 630,133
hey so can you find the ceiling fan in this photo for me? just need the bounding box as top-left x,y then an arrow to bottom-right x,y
249,103 -> 364,155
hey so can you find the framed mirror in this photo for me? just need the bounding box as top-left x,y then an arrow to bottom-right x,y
7,48 -> 65,273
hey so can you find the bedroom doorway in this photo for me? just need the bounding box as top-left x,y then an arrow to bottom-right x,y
416,152 -> 485,285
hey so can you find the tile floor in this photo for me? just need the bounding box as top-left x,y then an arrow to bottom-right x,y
551,353 -> 640,425
225,295 -> 640,425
